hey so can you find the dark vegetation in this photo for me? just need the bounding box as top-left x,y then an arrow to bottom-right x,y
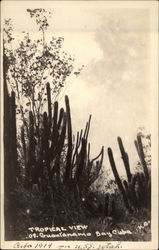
3,9 -> 151,241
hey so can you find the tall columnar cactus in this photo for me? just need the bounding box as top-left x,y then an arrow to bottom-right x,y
4,81 -> 10,194
58,108 -> 64,129
117,137 -> 132,182
21,125 -> 27,173
123,177 -> 140,209
83,115 -> 91,140
42,112 -> 57,224
64,102 -> 104,194
41,99 -> 67,181
71,130 -> 83,169
46,82 -> 52,129
87,146 -> 104,187
4,81 -> 18,238
10,91 -> 19,179
108,134 -> 151,212
134,135 -> 151,209
43,112 -> 51,175
134,135 -> 149,181
64,95 -> 73,183
108,147 -> 131,212
4,87 -> 17,191
52,113 -> 67,178
50,101 -> 59,160
74,138 -> 87,182
26,111 -> 35,183
17,85 -> 105,225
136,172 -> 151,208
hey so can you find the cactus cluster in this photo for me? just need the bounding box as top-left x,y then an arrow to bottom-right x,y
18,82 -> 104,225
4,87 -> 19,191
108,136 -> 151,212
4,64 -> 151,232
4,54 -> 19,239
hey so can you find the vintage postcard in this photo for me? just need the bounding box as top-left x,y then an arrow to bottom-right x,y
1,1 -> 158,249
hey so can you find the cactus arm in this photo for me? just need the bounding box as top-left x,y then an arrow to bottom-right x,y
75,138 -> 87,182
21,125 -> 27,169
90,146 -> 104,163
71,131 -> 80,167
57,108 -> 64,129
46,82 -> 52,129
64,95 -> 73,182
117,137 -> 132,182
83,115 -> 91,140
136,135 -> 149,181
51,113 -> 67,175
50,101 -> 59,160
26,111 -> 35,183
88,146 -> 104,186
78,129 -> 83,147
87,142 -> 90,166
108,147 -> 131,211
134,140 -> 139,155
10,91 -> 19,178
57,113 -> 67,156
85,115 -> 92,140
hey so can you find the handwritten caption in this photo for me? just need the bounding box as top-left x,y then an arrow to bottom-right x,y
13,242 -> 122,249
12,220 -> 150,249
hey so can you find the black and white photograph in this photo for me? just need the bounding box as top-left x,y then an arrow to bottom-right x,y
1,1 -> 158,249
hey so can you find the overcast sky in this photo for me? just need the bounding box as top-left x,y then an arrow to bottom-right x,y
2,1 -> 156,177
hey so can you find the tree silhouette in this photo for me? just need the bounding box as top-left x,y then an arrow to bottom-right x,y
3,8 -> 84,134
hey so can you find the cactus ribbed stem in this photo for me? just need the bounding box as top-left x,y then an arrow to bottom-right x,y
108,147 -> 131,211
26,111 -> 35,182
50,101 -> 59,160
46,82 -> 52,129
84,115 -> 91,140
21,126 -> 27,169
75,138 -> 87,181
117,137 -> 132,182
65,95 -> 73,182
10,91 -> 19,178
136,135 -> 149,181
58,108 -> 64,129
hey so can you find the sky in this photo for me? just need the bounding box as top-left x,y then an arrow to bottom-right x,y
2,1 -> 156,177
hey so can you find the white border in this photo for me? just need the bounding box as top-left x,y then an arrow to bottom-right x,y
1,1 -> 158,249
